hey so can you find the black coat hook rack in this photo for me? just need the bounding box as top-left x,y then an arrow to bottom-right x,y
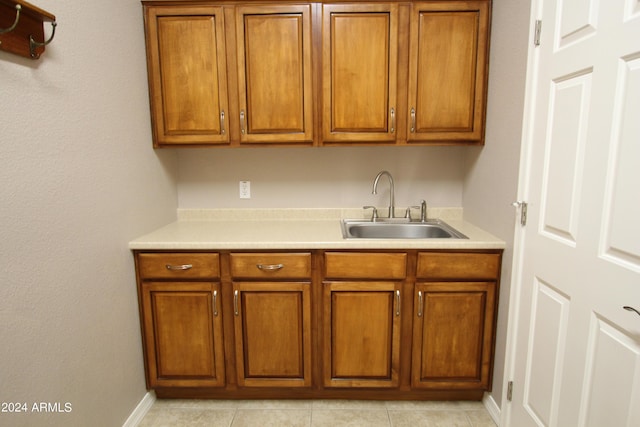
0,0 -> 56,59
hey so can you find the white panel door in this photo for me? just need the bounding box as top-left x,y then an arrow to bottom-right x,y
505,0 -> 640,426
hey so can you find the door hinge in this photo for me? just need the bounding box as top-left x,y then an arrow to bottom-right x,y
512,201 -> 528,226
507,381 -> 513,401
534,20 -> 542,46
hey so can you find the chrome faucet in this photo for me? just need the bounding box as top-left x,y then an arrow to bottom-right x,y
372,170 -> 395,218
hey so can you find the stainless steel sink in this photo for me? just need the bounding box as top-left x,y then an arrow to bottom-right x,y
341,219 -> 468,239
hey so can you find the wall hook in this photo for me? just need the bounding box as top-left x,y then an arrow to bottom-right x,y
29,20 -> 56,58
0,4 -> 21,35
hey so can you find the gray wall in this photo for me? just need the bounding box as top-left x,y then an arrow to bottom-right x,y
177,146 -> 465,209
463,0 -> 532,409
0,1 -> 178,426
0,0 -> 530,424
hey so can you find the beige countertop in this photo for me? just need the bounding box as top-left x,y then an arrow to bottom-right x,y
129,208 -> 505,250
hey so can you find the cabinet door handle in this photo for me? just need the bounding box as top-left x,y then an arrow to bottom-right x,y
390,107 -> 395,133
240,110 -> 246,135
234,290 -> 239,316
212,290 -> 218,317
410,108 -> 416,133
165,264 -> 192,271
395,290 -> 401,317
417,291 -> 423,317
220,110 -> 225,135
257,263 -> 284,271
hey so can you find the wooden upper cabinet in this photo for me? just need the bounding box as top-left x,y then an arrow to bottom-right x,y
144,5 -> 230,146
235,5 -> 314,144
141,1 -> 492,147
322,3 -> 398,144
406,1 -> 490,144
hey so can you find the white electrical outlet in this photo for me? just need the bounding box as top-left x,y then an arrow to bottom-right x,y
239,181 -> 251,199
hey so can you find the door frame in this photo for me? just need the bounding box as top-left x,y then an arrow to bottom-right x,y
500,0 -> 542,424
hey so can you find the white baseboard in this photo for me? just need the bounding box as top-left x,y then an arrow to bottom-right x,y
483,392 -> 501,426
122,391 -> 156,427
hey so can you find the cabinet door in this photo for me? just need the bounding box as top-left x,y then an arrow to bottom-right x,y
407,1 -> 490,143
141,282 -> 225,388
145,6 -> 230,146
412,282 -> 496,390
233,282 -> 312,387
322,4 -> 398,143
323,281 -> 401,387
235,5 -> 313,144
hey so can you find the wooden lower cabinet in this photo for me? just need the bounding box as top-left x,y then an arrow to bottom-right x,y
141,281 -> 226,388
135,249 -> 501,398
411,251 -> 501,391
411,281 -> 496,389
230,252 -> 313,387
232,281 -> 312,387
322,281 -> 402,387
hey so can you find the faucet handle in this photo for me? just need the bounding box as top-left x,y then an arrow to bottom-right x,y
420,200 -> 428,222
363,206 -> 378,221
405,206 -> 421,221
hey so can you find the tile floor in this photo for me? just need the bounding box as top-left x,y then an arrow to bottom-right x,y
138,399 -> 497,427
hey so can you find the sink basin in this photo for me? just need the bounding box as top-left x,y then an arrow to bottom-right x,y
341,220 -> 468,239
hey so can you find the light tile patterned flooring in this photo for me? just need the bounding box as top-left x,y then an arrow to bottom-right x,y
139,399 -> 497,427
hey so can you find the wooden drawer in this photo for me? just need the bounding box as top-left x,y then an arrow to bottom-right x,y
417,252 -> 500,280
138,253 -> 220,280
230,253 -> 311,279
324,252 -> 407,279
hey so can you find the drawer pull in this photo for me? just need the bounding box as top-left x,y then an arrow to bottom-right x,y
257,263 -> 284,271
213,290 -> 218,317
417,291 -> 423,317
396,290 -> 401,317
165,264 -> 193,271
234,290 -> 239,316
